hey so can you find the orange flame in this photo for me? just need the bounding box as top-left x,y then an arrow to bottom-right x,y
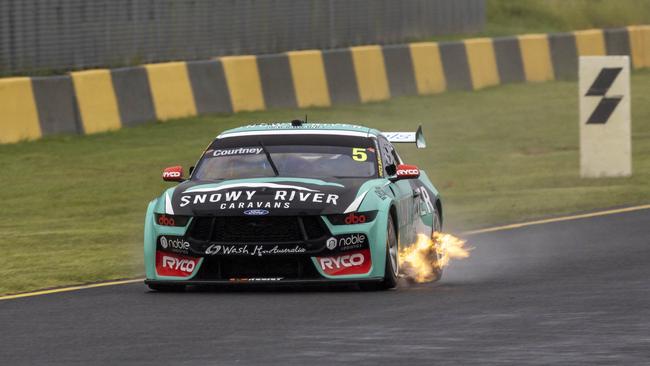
399,232 -> 471,283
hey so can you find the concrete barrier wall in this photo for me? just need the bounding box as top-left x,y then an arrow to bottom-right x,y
287,51 -> 331,109
518,34 -> 555,83
70,69 -> 122,134
0,77 -> 41,143
111,67 -> 156,126
186,60 -> 232,115
464,38 -> 500,90
350,46 -> 391,103
408,43 -> 446,95
2,25 -> 650,144
32,76 -> 81,135
548,33 -> 578,81
493,36 -> 526,84
221,56 -> 266,113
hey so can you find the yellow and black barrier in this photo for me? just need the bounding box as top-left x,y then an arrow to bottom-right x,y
2,26 -> 650,144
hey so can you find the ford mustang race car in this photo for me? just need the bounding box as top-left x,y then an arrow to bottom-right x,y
144,121 -> 443,291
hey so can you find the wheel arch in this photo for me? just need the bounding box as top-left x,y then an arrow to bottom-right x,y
388,203 -> 399,232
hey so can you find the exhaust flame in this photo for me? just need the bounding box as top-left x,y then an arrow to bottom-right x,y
399,232 -> 471,283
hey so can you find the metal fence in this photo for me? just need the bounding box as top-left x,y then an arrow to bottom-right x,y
0,0 -> 485,76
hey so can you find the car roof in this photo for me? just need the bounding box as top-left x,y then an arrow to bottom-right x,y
217,122 -> 383,139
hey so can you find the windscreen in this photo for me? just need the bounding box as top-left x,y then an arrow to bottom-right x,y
192,134 -> 378,180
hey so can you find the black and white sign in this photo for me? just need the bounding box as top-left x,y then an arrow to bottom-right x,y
579,56 -> 631,177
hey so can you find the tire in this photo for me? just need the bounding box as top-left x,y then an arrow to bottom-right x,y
360,214 -> 399,291
430,210 -> 443,282
147,283 -> 186,292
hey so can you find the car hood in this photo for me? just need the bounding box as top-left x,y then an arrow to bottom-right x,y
166,177 -> 373,216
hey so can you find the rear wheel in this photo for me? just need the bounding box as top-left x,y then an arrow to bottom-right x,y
360,214 -> 399,291
147,283 -> 186,292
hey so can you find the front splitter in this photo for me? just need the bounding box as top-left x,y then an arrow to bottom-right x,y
145,278 -> 383,287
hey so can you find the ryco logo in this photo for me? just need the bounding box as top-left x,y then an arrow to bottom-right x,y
317,249 -> 371,276
162,171 -> 181,179
163,256 -> 195,273
397,168 -> 419,175
155,251 -> 199,277
320,253 -> 364,269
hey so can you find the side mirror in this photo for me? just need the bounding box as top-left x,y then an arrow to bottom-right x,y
391,164 -> 420,181
162,166 -> 184,182
385,164 -> 397,176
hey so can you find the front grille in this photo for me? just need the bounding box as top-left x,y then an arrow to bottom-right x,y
188,216 -> 328,243
302,216 -> 325,239
194,256 -> 321,280
189,217 -> 212,241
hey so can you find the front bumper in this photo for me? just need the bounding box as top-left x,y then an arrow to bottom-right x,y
145,209 -> 390,282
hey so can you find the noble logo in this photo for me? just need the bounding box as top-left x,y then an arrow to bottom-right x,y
585,67 -> 623,124
326,237 -> 337,250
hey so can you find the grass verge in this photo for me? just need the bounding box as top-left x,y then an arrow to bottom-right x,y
2,72 -> 650,295
429,0 -> 650,41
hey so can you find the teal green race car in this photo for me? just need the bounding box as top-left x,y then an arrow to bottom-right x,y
144,121 -> 443,291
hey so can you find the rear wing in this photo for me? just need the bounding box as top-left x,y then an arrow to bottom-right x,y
381,125 -> 426,148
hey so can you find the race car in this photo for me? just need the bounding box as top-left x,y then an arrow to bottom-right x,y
144,121 -> 443,291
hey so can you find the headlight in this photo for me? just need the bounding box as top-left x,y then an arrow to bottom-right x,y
155,214 -> 190,227
327,211 -> 378,225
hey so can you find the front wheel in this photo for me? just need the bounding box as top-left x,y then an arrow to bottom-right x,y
431,210 -> 443,282
360,214 -> 399,291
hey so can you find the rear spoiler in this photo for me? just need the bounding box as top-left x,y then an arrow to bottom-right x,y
381,125 -> 426,148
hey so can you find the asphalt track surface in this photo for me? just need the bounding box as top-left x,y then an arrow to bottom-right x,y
2,208 -> 649,365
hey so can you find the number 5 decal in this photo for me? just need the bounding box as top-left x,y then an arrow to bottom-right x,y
352,148 -> 367,161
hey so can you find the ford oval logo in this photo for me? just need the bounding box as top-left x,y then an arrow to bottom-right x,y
244,209 -> 269,216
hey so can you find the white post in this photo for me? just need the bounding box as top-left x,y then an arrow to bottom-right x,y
579,56 -> 631,178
